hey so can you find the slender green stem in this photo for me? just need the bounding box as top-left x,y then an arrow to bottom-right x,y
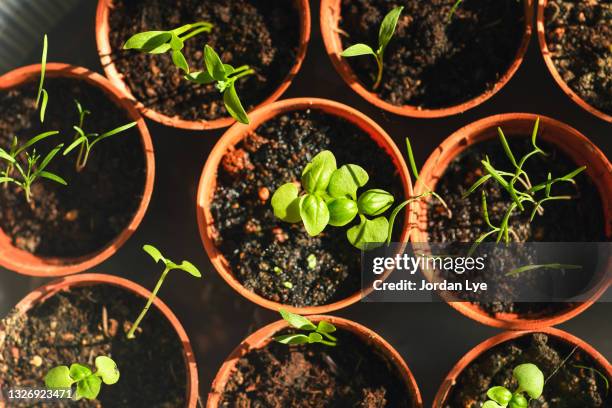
373,53 -> 384,90
180,26 -> 212,41
127,266 -> 170,339
231,68 -> 255,81
76,146 -> 90,172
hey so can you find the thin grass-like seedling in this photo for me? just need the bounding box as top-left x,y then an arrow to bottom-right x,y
63,100 -> 137,171
36,34 -> 49,123
126,245 -> 201,339
341,6 -> 403,90
447,0 -> 463,21
506,263 -> 582,277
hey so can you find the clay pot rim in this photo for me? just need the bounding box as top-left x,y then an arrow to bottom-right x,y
319,0 -> 533,118
207,315 -> 423,407
196,97 -> 414,315
95,0 -> 312,130
536,0 -> 612,123
433,326 -> 612,407
411,112 -> 612,330
0,63 -> 155,277
2,273 -> 198,408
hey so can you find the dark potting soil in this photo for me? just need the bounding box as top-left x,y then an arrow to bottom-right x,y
108,0 -> 300,122
339,0 -> 524,109
210,109 -> 404,307
427,136 -> 606,316
0,285 -> 187,407
0,77 -> 146,258
443,333 -> 611,407
219,328 -> 416,407
544,1 -> 612,115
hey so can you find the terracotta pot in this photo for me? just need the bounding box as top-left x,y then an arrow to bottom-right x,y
207,315 -> 423,407
537,0 -> 612,123
95,0 -> 311,130
0,273 -> 199,407
0,63 -> 155,277
196,97 -> 413,314
320,0 -> 533,118
433,327 -> 612,407
411,113 -> 612,330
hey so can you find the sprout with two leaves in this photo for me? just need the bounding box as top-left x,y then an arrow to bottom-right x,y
274,310 -> 337,347
63,100 -> 137,172
484,363 -> 544,408
126,245 -> 202,339
341,6 -> 403,90
44,356 -> 119,401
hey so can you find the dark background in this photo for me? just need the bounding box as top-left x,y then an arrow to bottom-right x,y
0,1 -> 610,406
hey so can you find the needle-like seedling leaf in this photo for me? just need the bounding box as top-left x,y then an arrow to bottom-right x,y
185,45 -> 254,124
126,245 -> 202,339
447,0 -> 464,21
45,356 -> 119,401
341,6 -> 403,89
275,310 -> 337,346
36,35 -> 49,123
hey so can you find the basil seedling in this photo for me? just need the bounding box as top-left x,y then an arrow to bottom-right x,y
63,100 -> 137,171
123,22 -> 213,73
341,6 -> 403,90
0,132 -> 66,203
483,363 -> 544,408
45,356 -> 119,401
185,45 -> 254,124
464,118 -> 586,253
126,245 -> 202,339
274,310 -> 337,347
271,150 -> 394,249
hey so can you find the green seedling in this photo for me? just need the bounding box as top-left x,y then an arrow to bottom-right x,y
341,6 -> 403,90
63,100 -> 137,171
44,356 -> 119,401
0,132 -> 66,203
447,0 -> 463,21
274,310 -> 337,346
126,245 -> 202,339
37,34 -> 49,123
123,22 -> 213,73
185,45 -> 254,124
483,363 -> 544,408
464,118 -> 585,254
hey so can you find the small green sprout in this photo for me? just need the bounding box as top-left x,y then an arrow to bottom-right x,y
340,6 -> 403,90
63,100 -> 137,171
44,356 -> 119,401
274,310 -> 337,347
484,363 -> 544,408
185,45 -> 254,124
37,34 -> 49,123
0,132 -> 66,203
464,118 -> 586,253
126,245 -> 201,339
307,254 -> 317,269
282,281 -> 293,289
447,0 -> 463,21
123,22 -> 214,73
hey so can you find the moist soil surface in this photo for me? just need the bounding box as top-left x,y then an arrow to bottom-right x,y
219,328 -> 416,407
0,284 -> 187,407
108,0 -> 300,122
339,0 -> 524,109
544,1 -> 612,116
210,109 -> 404,307
443,333 -> 611,407
426,136 -> 606,316
0,77 -> 146,258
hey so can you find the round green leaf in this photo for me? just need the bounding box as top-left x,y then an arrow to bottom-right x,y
513,363 -> 544,399
327,197 -> 358,227
301,151 -> 337,194
279,309 -> 316,330
341,43 -> 376,58
75,375 -> 102,401
299,194 -> 329,236
509,393 -> 528,408
482,402 -> 504,408
271,183 -> 301,223
487,386 -> 512,405
44,366 -> 74,389
143,244 -> 165,263
316,320 -> 336,334
347,216 -> 389,250
95,356 -> 120,385
328,164 -> 369,199
307,332 -> 323,343
177,260 -> 202,277
69,364 -> 92,382
274,333 -> 310,345
357,189 -> 394,216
